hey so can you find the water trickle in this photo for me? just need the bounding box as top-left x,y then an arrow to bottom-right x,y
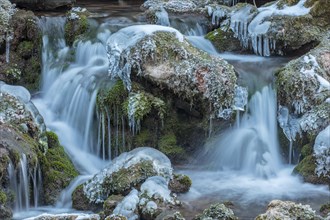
8,154 -> 42,212
5,34 -> 11,63
155,7 -> 170,26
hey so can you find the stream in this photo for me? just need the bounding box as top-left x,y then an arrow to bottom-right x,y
11,0 -> 330,219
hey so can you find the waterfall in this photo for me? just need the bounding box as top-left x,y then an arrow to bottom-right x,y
8,154 -> 42,212
204,86 -> 281,178
34,17 -> 116,175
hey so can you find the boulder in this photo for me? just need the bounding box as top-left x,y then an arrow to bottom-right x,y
210,0 -> 330,55
168,173 -> 192,193
255,200 -> 323,220
106,25 -> 237,119
73,147 -> 173,209
194,203 -> 238,220
0,9 -> 42,91
24,213 -> 100,220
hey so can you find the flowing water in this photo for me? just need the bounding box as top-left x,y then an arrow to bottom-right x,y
11,1 -> 330,219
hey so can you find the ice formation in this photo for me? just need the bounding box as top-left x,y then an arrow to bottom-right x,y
314,126 -> 330,178
207,6 -> 228,27
232,86 -> 248,111
107,25 -> 184,91
229,0 -> 311,56
140,176 -> 174,204
83,147 -> 172,203
112,189 -> 140,220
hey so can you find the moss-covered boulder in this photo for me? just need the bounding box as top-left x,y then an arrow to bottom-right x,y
255,200 -> 323,220
64,7 -> 90,46
205,28 -> 242,52
107,25 -> 237,118
293,155 -> 329,185
0,9 -> 42,92
276,32 -> 329,137
0,82 -> 48,217
72,147 -> 172,210
41,131 -> 79,204
194,203 -> 238,220
320,203 -> 330,217
103,195 -> 124,216
168,173 -> 192,193
212,0 -> 329,56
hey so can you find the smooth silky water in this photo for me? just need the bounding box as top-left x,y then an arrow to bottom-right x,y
13,1 -> 329,219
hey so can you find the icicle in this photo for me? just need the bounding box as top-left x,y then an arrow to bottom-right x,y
5,34 -> 11,63
122,115 -> 125,152
106,107 -> 111,160
115,106 -> 119,157
101,112 -> 105,160
96,111 -> 101,157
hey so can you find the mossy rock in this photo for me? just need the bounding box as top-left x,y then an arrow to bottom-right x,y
103,194 -> 124,216
102,160 -> 157,195
72,184 -> 100,212
301,143 -> 313,158
41,131 -> 79,204
97,80 -> 128,110
293,155 -> 330,185
65,13 -> 90,46
205,28 -> 242,52
168,173 -> 192,193
320,203 -> 330,217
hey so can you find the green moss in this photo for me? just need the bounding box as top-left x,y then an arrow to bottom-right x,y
205,28 -> 241,52
158,133 -> 186,161
65,14 -> 90,45
134,129 -> 152,147
293,155 -> 329,185
97,80 -> 128,110
177,174 -> 192,187
0,190 -> 7,204
102,160 -> 157,195
41,131 -> 79,204
301,144 -> 313,158
17,41 -> 33,58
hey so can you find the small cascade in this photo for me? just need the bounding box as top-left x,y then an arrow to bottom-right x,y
155,7 -> 170,26
204,86 -> 281,178
8,154 -> 42,212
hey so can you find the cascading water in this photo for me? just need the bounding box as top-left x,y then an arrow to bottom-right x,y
205,86 -> 281,178
8,154 -> 42,213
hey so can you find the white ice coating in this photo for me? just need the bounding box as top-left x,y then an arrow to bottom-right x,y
301,54 -> 330,92
140,176 -> 174,204
229,0 -> 311,56
107,25 -> 184,91
25,213 -> 100,220
155,7 -> 170,26
232,85 -> 248,111
112,189 -> 140,220
314,125 -> 330,178
0,81 -> 31,103
83,147 -> 172,203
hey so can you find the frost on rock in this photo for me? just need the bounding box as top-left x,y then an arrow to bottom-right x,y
0,82 -> 47,150
140,176 -> 175,204
112,189 -> 140,220
106,25 -> 184,91
83,147 -> 172,203
255,200 -> 323,220
0,0 -> 16,63
313,126 -> 330,178
25,213 -> 100,220
225,0 -> 312,56
142,0 -> 197,13
106,24 -> 237,120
